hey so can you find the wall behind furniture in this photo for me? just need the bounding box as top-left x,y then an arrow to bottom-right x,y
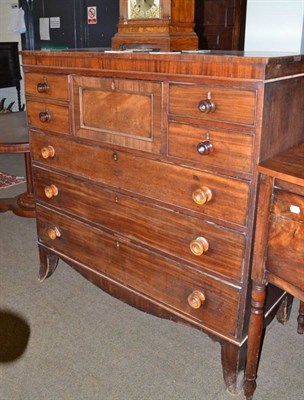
245,0 -> 304,51
0,0 -> 24,111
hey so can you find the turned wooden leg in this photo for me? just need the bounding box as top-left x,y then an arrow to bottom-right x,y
297,301 -> 304,334
38,245 -> 59,282
243,283 -> 267,400
220,341 -> 247,395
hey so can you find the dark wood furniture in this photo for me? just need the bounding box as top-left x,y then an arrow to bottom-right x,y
244,143 -> 304,400
195,0 -> 247,50
0,112 -> 35,217
21,50 -> 304,395
0,42 -> 22,111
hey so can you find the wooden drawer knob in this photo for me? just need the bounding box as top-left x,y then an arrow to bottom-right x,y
197,140 -> 213,155
39,111 -> 51,123
190,236 -> 209,256
41,146 -> 55,159
37,81 -> 49,93
198,99 -> 217,114
44,184 -> 58,199
188,290 -> 206,309
47,227 -> 61,240
192,186 -> 212,205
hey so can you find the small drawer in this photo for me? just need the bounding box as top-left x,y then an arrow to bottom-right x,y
30,132 -> 250,226
33,168 -> 246,281
272,188 -> 304,222
168,122 -> 253,174
267,214 -> 304,293
27,101 -> 70,134
36,205 -> 240,338
24,73 -> 68,100
169,83 -> 256,125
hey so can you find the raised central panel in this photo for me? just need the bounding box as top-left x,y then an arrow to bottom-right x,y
72,76 -> 163,153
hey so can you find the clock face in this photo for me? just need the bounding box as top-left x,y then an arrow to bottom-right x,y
129,0 -> 161,19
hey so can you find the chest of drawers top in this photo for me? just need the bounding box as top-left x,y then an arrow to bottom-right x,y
21,50 -> 304,80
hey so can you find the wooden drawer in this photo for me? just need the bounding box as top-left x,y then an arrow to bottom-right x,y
36,205 -> 240,338
169,83 -> 256,125
24,73 -> 68,100
27,101 -> 70,134
168,122 -> 253,174
267,215 -> 304,294
72,76 -> 162,153
33,168 -> 246,281
272,188 -> 304,222
267,189 -> 304,292
30,132 -> 250,226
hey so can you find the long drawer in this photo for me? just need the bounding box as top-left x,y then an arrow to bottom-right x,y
36,205 -> 240,338
30,131 -> 250,227
33,168 -> 246,281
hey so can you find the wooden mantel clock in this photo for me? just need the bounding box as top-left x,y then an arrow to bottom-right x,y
111,0 -> 198,51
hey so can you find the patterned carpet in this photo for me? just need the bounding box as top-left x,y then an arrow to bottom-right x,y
0,171 -> 25,189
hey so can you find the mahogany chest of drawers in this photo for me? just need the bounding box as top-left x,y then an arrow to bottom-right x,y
21,50 -> 304,395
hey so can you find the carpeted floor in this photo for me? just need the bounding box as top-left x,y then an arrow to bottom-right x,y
0,171 -> 25,189
0,153 -> 303,400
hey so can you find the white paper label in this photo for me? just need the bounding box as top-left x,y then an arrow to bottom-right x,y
289,205 -> 301,214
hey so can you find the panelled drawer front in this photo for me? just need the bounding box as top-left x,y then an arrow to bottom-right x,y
33,168 -> 246,281
267,189 -> 304,291
168,122 -> 254,174
169,83 -> 256,125
27,101 -> 70,134
30,132 -> 250,226
72,76 -> 162,153
36,205 -> 240,337
24,73 -> 68,100
267,214 -> 304,293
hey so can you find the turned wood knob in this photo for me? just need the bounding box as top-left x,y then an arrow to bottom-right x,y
198,99 -> 217,114
37,81 -> 49,93
190,236 -> 209,256
47,227 -> 61,240
39,110 -> 51,123
44,184 -> 58,199
192,186 -> 212,205
188,290 -> 206,309
197,140 -> 213,155
41,146 -> 55,159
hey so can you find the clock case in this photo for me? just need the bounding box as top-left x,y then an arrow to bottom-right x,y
112,0 -> 198,51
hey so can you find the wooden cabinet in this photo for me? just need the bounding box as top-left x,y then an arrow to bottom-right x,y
195,0 -> 247,50
21,50 -> 304,396
244,143 -> 304,399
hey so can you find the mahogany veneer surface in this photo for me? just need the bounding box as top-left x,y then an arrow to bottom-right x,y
21,49 -> 304,395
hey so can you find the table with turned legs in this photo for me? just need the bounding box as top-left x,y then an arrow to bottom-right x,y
0,111 -> 35,217
244,143 -> 304,399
